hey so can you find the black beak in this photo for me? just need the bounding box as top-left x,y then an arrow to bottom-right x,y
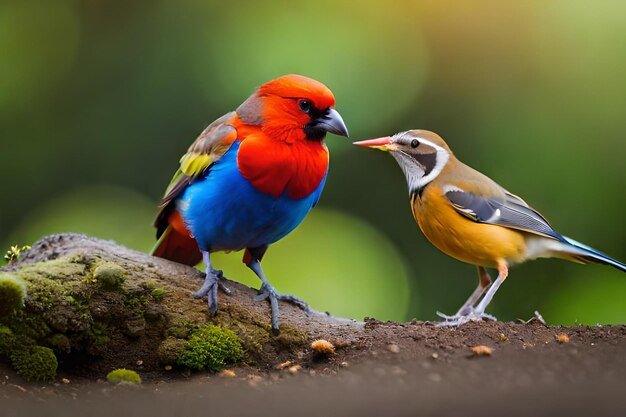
305,108 -> 349,140
316,108 -> 349,137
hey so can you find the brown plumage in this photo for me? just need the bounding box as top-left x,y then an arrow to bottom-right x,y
355,130 -> 625,326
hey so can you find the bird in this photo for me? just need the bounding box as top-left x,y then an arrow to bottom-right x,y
152,74 -> 349,334
354,130 -> 626,326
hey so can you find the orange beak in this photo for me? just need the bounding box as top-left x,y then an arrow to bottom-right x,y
352,137 -> 392,151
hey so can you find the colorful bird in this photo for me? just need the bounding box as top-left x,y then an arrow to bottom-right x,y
354,130 -> 625,326
152,75 -> 349,333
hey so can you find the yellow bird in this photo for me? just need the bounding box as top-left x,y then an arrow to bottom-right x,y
354,130 -> 626,326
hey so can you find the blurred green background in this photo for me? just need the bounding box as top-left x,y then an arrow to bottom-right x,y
1,0 -> 625,324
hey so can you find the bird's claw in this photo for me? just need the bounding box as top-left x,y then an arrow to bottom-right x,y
436,308 -> 497,327
193,269 -> 230,316
253,286 -> 273,302
218,281 -> 232,295
255,284 -> 312,334
276,294 -> 312,317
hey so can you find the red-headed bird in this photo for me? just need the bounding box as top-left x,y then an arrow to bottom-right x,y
152,75 -> 348,333
355,130 -> 625,326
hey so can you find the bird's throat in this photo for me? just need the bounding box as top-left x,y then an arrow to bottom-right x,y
237,136 -> 329,199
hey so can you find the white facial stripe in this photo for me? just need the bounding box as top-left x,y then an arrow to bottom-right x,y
413,137 -> 449,188
389,134 -> 451,196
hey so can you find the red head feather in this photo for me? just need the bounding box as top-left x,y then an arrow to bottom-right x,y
258,74 -> 336,110
235,74 -> 341,199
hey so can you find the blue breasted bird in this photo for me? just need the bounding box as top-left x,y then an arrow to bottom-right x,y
152,75 -> 349,333
354,130 -> 626,326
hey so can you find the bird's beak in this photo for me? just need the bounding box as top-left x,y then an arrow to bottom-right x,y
316,108 -> 349,137
352,137 -> 392,151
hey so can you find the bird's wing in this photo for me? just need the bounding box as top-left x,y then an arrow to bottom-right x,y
443,185 -> 562,240
154,112 -> 238,237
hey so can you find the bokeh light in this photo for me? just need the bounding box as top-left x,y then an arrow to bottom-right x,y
1,0 -> 624,324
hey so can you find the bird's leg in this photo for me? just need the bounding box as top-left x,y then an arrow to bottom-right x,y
192,251 -> 230,316
472,262 -> 508,316
245,246 -> 311,335
437,266 -> 493,322
460,266 -> 493,315
438,263 -> 508,327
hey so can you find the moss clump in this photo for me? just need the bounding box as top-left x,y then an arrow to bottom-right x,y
93,262 -> 126,289
82,322 -> 110,353
177,324 -> 243,371
0,325 -> 15,355
21,274 -> 65,311
274,325 -> 308,349
166,318 -> 198,339
151,287 -> 166,299
157,337 -> 186,364
0,273 -> 26,317
11,345 -> 58,383
211,304 -> 272,352
19,257 -> 88,282
48,333 -> 71,354
1,323 -> 38,350
9,310 -> 52,341
106,368 -> 141,384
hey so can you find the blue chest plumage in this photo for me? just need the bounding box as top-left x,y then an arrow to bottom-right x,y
178,141 -> 326,252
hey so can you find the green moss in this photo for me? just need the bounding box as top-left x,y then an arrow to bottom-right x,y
177,324 -> 243,371
9,310 -> 52,340
0,325 -> 15,355
23,275 -> 65,311
19,258 -> 88,280
11,345 -> 58,383
274,325 -> 308,349
0,273 -> 26,317
93,262 -> 126,289
157,337 -> 186,364
0,325 -> 36,359
83,322 -> 110,347
106,368 -> 142,384
12,257 -> 90,313
48,333 -> 71,354
122,289 -> 150,323
0,255 -> 98,340
141,279 -> 157,290
211,304 -> 272,352
151,287 -> 166,299
166,318 -> 198,339
65,280 -> 94,305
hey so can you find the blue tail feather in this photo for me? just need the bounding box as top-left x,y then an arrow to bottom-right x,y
562,236 -> 626,273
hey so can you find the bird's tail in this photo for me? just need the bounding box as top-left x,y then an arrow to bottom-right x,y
151,210 -> 202,266
557,236 -> 626,273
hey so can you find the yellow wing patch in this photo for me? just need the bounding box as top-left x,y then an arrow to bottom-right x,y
154,112 -> 239,238
180,153 -> 213,177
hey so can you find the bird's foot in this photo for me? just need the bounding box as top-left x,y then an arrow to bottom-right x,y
254,283 -> 312,335
436,308 -> 497,327
192,269 -> 231,315
197,270 -> 232,293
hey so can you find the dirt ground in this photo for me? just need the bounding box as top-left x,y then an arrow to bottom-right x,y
2,235 -> 626,416
3,319 -> 626,417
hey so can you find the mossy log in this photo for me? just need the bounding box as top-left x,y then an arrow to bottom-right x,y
3,234 -> 626,389
0,234 -> 360,381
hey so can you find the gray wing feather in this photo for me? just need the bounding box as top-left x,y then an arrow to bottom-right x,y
504,191 -> 529,207
445,190 -> 562,240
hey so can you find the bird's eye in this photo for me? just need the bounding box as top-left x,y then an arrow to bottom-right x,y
298,99 -> 312,113
410,139 -> 420,148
